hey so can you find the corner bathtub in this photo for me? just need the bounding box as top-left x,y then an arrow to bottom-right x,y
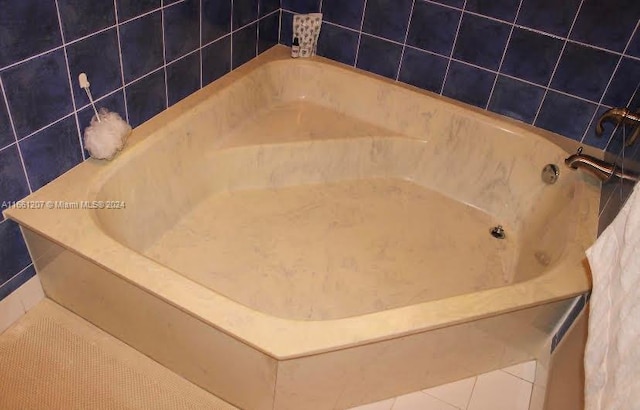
6,46 -> 599,409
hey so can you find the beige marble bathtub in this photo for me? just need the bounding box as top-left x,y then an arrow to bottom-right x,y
5,46 -> 599,409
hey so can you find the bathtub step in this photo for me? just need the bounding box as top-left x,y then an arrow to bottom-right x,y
0,299 -> 237,410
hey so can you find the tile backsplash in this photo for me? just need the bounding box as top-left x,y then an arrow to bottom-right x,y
0,0 -> 279,300
280,0 -> 640,228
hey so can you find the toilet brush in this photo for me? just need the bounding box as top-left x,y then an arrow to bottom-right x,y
79,73 -> 131,160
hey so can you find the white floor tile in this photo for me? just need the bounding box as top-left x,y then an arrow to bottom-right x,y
392,392 -> 458,410
16,276 -> 45,312
501,361 -> 537,383
467,370 -> 532,410
423,376 -> 476,409
349,398 -> 395,410
0,291 -> 26,334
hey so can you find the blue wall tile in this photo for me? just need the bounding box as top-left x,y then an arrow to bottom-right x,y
407,2 -> 461,56
569,0 -> 640,53
317,24 -> 359,66
167,53 -> 201,106
0,145 -> 30,221
0,0 -> 272,301
442,61 -> 496,108
19,116 -> 83,191
535,91 -> 598,141
202,0 -> 232,44
66,29 -> 122,107
164,0 -> 201,62
603,58 -> 640,108
501,28 -> 564,86
0,94 -> 13,149
125,69 -> 166,128
550,43 -> 619,102
202,36 -> 232,86
280,11 -> 294,46
2,50 -> 73,138
0,265 -> 35,302
0,219 -> 31,284
116,0 -> 160,22
356,35 -> 403,80
453,13 -> 511,71
120,11 -> 164,82
362,0 -> 413,43
232,23 -> 258,68
488,76 -> 545,123
628,30 -> 640,58
398,48 -> 448,94
465,0 -> 520,22
0,0 -> 62,68
516,0 -> 581,37
322,0 -> 366,30
234,0 -> 259,29
281,0 -> 320,14
58,0 -> 116,42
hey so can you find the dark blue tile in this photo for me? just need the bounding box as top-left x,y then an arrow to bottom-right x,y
77,91 -> 127,139
317,24 -> 359,66
1,50 -> 73,138
202,36 -> 231,86
398,48 -> 448,93
429,0 -> 464,7
582,105 -> 617,150
232,22 -> 257,68
501,28 -> 564,86
535,91 -> 598,140
465,0 -> 520,22
281,0 -> 321,13
120,11 -> 164,82
164,0 -> 200,62
322,0 -> 366,30
551,43 -> 619,102
202,0 -> 232,43
280,11 -> 294,46
628,29 -> 640,58
125,69 -> 166,128
603,58 -> 640,107
442,61 -> 496,108
167,53 -> 201,106
58,0 -> 115,42
0,220 -> 31,283
233,0 -> 259,29
570,0 -> 640,53
259,0 -> 279,17
355,35 -> 403,80
453,13 -> 511,70
67,29 -> 122,108
0,0 -> 62,68
0,94 -> 13,149
116,0 -> 160,21
0,265 -> 36,301
362,0 -> 413,43
488,76 -> 545,123
258,12 -> 280,54
407,2 -> 461,56
516,0 -> 581,37
0,145 -> 30,222
19,116 -> 82,190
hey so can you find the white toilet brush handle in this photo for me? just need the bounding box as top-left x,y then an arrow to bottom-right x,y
78,73 -> 101,123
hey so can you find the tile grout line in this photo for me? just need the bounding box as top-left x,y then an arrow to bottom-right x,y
353,0 -> 369,67
0,264 -> 34,293
484,0 -> 525,110
0,77 -> 32,193
255,1 -> 260,57
531,0 -> 585,125
161,2 -> 169,108
395,0 -> 417,81
54,0 -> 86,160
277,8 -> 282,44
440,0 -> 468,95
113,0 -> 130,124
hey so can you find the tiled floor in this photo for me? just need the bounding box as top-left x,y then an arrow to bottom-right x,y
350,361 -> 537,410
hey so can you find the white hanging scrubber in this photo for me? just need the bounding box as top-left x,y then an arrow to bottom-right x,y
79,73 -> 131,160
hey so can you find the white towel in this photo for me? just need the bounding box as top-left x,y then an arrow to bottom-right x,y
585,182 -> 640,410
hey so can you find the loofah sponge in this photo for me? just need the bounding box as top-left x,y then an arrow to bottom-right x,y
83,108 -> 131,160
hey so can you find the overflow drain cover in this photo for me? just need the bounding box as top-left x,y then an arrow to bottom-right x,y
490,225 -> 506,239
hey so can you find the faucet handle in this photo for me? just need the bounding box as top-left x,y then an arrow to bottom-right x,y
595,107 -> 640,146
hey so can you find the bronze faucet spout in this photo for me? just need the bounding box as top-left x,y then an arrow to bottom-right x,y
564,147 -> 640,183
596,107 -> 640,146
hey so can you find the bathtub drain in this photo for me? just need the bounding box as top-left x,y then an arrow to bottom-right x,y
490,225 -> 506,239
